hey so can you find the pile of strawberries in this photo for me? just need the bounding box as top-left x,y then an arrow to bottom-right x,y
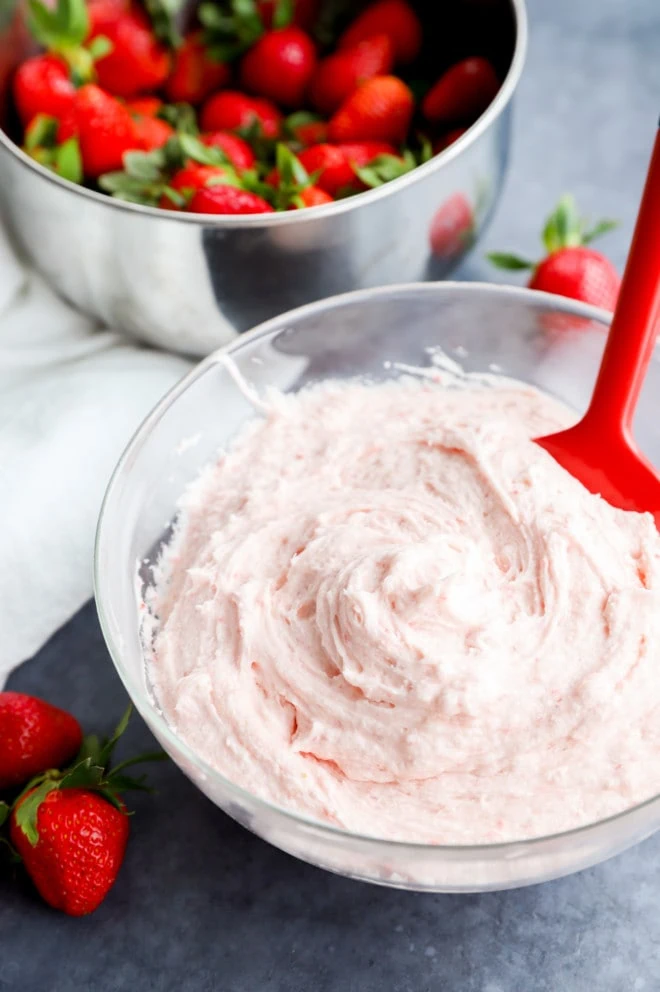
12,0 -> 501,214
0,691 -> 162,916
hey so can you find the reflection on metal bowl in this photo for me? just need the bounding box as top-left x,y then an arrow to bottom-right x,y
0,0 -> 527,355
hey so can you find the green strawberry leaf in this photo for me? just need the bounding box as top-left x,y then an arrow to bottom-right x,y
487,251 -> 534,271
200,0 -> 264,61
105,773 -> 154,794
75,733 -> 101,766
582,218 -> 619,244
27,0 -> 89,49
272,0 -> 294,28
542,193 -> 582,253
24,114 -> 59,152
354,152 -> 415,189
158,102 -> 199,136
14,780 -> 57,847
417,134 -> 433,165
122,148 -> 168,182
283,110 -> 322,137
59,757 -> 105,790
312,0 -> 352,46
98,704 -> 133,768
178,133 -> 228,166
54,136 -> 82,183
275,142 -> 309,186
87,34 -> 113,60
144,0 -> 183,47
110,751 -> 168,776
160,185 -> 187,207
0,801 -> 9,828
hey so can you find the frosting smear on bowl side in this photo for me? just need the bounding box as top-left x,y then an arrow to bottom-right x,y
146,376 -> 660,844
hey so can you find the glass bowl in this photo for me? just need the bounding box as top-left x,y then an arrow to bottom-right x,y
94,282 -> 660,893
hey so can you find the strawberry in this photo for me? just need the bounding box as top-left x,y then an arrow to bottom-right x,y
296,143 -> 353,195
58,84 -> 138,177
432,127 -> 467,155
165,30 -> 230,105
258,0 -> 318,30
189,184 -> 275,213
489,195 -> 620,315
0,693 -> 82,792
201,131 -> 256,170
338,0 -> 422,65
12,54 -> 76,127
327,75 -> 413,144
422,57 -> 499,124
8,705 -> 163,916
309,34 -> 393,116
132,113 -> 174,150
288,184 -> 333,208
11,788 -> 129,916
200,90 -> 282,138
240,26 -> 317,108
124,95 -> 163,116
291,118 -> 327,146
429,192 -> 474,257
295,141 -> 397,196
88,3 -> 171,98
159,163 -> 228,209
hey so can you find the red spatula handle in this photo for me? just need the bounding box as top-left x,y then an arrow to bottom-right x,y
585,127 -> 660,439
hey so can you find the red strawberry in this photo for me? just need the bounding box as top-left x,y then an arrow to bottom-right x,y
337,140 -> 398,164
11,788 -> 129,916
88,3 -> 171,98
0,692 -> 82,791
422,57 -> 499,124
489,195 -> 620,318
296,141 -> 396,196
292,119 -> 327,146
289,185 -> 333,208
200,90 -> 282,138
8,704 -> 160,917
338,0 -> 422,65
240,27 -> 317,108
529,248 -> 620,311
165,31 -> 230,105
297,143 -> 354,195
309,34 -> 393,116
327,75 -> 413,144
201,131 -> 256,170
12,54 -> 76,127
58,84 -> 138,177
432,127 -> 467,155
159,163 -> 227,209
258,0 -> 318,30
429,192 -> 474,257
132,113 -> 173,150
189,184 -> 275,214
125,95 -> 163,116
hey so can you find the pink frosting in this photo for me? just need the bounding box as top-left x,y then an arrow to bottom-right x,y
148,378 -> 660,843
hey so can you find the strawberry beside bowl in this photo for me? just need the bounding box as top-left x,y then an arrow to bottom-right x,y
0,0 -> 527,356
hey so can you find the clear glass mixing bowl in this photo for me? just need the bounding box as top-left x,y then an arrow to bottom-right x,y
94,282 -> 660,892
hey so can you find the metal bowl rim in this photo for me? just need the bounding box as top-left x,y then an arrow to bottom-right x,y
0,0 -> 528,229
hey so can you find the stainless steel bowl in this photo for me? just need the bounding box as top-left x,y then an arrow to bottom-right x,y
0,0 -> 527,355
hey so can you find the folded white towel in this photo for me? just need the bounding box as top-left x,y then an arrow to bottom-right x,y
0,225 -> 190,684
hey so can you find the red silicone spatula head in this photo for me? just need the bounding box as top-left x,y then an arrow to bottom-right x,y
536,124 -> 660,528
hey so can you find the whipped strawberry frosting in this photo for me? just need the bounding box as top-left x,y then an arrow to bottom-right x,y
147,376 -> 660,843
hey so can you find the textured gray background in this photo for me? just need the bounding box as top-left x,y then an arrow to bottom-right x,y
3,0 -> 660,988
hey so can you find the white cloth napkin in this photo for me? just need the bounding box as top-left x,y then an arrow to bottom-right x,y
0,224 -> 191,685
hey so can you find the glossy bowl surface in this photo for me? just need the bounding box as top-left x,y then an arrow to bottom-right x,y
0,0 -> 526,355
95,282 -> 660,892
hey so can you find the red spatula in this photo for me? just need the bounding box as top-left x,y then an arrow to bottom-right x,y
536,126 -> 660,528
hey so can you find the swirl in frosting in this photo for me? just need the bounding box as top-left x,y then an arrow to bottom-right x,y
147,377 -> 660,843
